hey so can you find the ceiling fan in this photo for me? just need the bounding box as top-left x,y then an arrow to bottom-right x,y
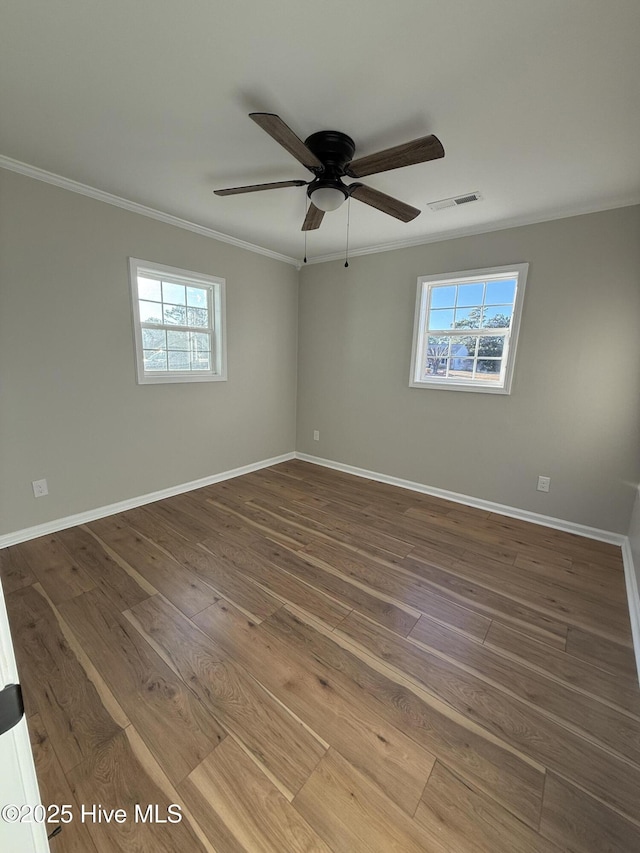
214,113 -> 445,231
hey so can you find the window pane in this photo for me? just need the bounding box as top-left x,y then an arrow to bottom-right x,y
429,285 -> 456,309
451,339 -> 475,370
478,336 -> 505,358
477,358 -> 502,377
168,350 -> 190,370
482,306 -> 512,328
449,364 -> 475,380
187,307 -> 209,328
486,278 -> 516,304
167,330 -> 189,350
191,352 -> 211,371
139,300 -> 164,323
459,335 -> 479,357
143,349 -> 167,371
456,282 -> 484,307
142,328 -> 166,349
426,336 -> 450,376
190,331 -> 210,352
428,308 -> 454,331
187,286 -> 208,308
138,277 -> 161,302
163,304 -> 187,325
162,281 -> 186,305
454,306 -> 481,328
427,335 -> 451,353
424,358 -> 449,377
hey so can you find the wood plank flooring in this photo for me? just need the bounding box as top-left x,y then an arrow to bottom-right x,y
2,459 -> 639,852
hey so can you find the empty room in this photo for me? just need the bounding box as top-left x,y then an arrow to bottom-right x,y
1,1 -> 640,851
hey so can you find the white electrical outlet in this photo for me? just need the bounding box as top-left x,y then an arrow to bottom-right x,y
537,475 -> 551,493
32,478 -> 49,498
313,430 -> 320,441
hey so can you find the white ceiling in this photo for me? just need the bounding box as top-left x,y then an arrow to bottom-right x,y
2,1 -> 639,263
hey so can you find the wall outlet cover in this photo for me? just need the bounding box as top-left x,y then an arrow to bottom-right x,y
32,479 -> 48,498
537,476 -> 551,493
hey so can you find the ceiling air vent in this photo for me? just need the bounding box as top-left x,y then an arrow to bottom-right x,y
428,192 -> 482,211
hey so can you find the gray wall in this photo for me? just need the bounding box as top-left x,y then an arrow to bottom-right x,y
0,170 -> 298,536
2,171 -> 638,539
297,206 -> 640,533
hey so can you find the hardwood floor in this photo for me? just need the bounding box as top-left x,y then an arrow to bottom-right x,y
2,460 -> 639,852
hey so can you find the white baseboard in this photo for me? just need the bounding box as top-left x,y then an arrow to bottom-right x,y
0,452 -> 295,549
295,452 -> 625,545
621,539 -> 640,685
3,448 -> 624,549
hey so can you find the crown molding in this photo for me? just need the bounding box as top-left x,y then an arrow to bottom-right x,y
3,154 -> 638,269
304,195 -> 640,265
0,154 -> 299,267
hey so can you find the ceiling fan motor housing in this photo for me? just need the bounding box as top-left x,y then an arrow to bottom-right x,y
305,130 -> 355,201
305,130 -> 356,174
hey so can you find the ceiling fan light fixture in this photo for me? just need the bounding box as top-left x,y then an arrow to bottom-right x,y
309,185 -> 348,212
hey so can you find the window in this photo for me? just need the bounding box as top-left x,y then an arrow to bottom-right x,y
129,258 -> 226,384
409,263 -> 528,394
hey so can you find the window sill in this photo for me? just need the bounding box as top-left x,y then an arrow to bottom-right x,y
409,379 -> 511,394
137,372 -> 227,385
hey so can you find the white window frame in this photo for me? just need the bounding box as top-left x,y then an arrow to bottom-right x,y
129,258 -> 227,385
409,263 -> 528,394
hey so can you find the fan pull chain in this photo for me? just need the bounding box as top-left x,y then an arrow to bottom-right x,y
344,197 -> 351,268
303,195 -> 308,264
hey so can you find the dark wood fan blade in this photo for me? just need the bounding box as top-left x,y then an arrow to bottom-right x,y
249,113 -> 323,170
302,203 -> 325,231
347,134 -> 444,178
349,183 -> 421,222
214,180 -> 307,196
